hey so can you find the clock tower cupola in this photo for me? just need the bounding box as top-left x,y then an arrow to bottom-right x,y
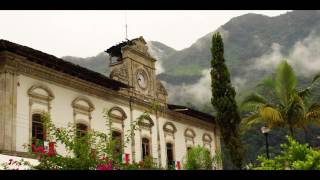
105,36 -> 167,105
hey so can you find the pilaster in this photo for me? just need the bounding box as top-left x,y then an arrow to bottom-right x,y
0,57 -> 18,151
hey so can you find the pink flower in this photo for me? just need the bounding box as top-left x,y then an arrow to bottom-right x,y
107,160 -> 112,170
96,164 -> 108,170
36,146 -> 45,154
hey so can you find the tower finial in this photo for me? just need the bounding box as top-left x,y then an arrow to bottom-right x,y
125,10 -> 128,40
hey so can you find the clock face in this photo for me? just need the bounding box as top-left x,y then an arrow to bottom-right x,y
137,70 -> 148,89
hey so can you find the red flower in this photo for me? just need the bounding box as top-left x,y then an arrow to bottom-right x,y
107,160 -> 112,170
47,150 -> 56,157
96,164 -> 108,170
36,146 -> 46,154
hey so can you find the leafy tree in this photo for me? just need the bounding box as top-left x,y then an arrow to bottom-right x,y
241,61 -> 320,137
182,146 -> 222,170
210,32 -> 244,169
249,136 -> 320,170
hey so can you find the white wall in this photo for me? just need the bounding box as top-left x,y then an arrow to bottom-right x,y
15,74 -> 217,169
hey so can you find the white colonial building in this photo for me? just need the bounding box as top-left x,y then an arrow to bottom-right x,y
0,36 -> 221,169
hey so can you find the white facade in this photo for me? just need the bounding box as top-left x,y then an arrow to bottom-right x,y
0,37 -> 221,169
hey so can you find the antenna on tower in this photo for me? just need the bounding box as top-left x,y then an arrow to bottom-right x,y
125,10 -> 128,40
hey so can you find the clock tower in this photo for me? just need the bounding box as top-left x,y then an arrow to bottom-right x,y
106,36 -> 167,105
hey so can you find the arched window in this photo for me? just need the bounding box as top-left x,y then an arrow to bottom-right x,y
112,131 -> 122,159
203,133 -> 213,151
32,114 -> 45,147
163,122 -> 177,137
28,84 -> 54,147
72,96 -> 95,130
142,137 -> 150,160
76,123 -> 88,138
139,115 -> 153,161
184,128 -> 196,150
166,143 -> 174,167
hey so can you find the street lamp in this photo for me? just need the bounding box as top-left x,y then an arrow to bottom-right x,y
261,126 -> 271,159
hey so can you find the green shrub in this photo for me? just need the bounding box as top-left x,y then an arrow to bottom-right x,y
183,146 -> 214,170
251,136 -> 320,170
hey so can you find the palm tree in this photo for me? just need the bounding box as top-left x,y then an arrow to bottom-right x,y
240,60 -> 320,138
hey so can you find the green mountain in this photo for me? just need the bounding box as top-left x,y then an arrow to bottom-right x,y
61,10 -> 320,168
160,10 -> 320,87
63,10 -> 320,100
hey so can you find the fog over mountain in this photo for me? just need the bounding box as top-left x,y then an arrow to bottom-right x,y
62,10 -> 320,111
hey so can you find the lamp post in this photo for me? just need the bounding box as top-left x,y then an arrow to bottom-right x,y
261,126 -> 270,159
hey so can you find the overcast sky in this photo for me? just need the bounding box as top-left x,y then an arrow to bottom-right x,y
0,10 -> 291,58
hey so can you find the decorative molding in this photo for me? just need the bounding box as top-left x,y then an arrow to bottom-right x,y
109,106 -> 127,120
27,84 -> 54,101
184,128 -> 196,147
138,115 -> 154,129
202,133 -> 213,143
122,46 -> 156,63
72,96 -> 94,130
163,122 -> 177,134
163,121 -> 177,140
202,133 -> 213,151
184,128 -> 196,138
71,96 -> 95,112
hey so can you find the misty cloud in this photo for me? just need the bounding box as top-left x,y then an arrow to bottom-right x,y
251,31 -> 320,78
147,41 -> 165,75
165,69 -> 212,106
218,27 -> 230,41
229,30 -> 320,93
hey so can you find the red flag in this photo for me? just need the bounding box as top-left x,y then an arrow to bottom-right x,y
176,161 -> 181,170
125,154 -> 129,165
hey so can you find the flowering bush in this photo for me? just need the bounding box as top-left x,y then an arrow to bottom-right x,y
1,107 -> 163,170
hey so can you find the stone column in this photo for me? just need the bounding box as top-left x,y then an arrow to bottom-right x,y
0,62 -> 18,152
155,108 -> 162,167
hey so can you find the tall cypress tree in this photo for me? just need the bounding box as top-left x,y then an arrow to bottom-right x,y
210,32 -> 243,169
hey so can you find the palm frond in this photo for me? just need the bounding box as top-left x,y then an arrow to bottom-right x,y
259,106 -> 283,126
297,88 -> 311,100
256,76 -> 275,90
240,113 -> 264,133
311,72 -> 320,84
274,60 -> 297,106
306,103 -> 320,126
240,93 -> 269,111
286,94 -> 305,127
